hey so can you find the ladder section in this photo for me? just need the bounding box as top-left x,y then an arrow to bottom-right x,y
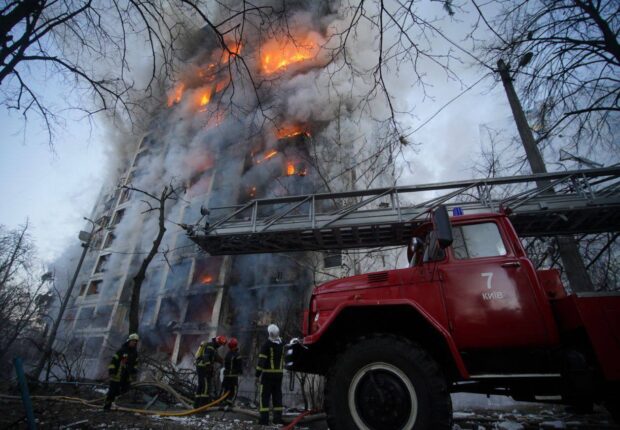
189,167 -> 620,255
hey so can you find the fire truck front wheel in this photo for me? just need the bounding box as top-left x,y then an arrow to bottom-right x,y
325,336 -> 452,430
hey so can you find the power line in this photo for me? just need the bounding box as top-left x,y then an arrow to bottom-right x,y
404,73 -> 490,138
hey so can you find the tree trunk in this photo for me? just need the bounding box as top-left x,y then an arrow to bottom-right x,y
128,187 -> 168,334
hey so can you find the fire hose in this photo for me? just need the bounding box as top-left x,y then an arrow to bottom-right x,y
281,409 -> 320,430
1,379 -> 327,424
0,388 -> 228,417
132,380 -> 193,409
114,391 -> 228,416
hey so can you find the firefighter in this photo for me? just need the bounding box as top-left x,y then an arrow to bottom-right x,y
194,335 -> 227,407
221,337 -> 242,405
256,324 -> 285,425
103,333 -> 140,411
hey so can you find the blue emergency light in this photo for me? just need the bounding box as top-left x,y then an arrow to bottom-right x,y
453,207 -> 464,216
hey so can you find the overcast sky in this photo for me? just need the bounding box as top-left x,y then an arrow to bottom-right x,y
0,110 -> 106,262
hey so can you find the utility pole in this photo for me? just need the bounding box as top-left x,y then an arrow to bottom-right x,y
497,59 -> 594,292
32,218 -> 99,380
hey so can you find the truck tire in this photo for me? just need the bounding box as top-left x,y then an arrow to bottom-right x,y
325,336 -> 452,430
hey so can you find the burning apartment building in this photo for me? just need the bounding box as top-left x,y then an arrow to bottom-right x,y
55,1 -> 400,384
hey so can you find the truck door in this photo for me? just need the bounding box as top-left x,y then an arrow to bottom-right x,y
440,220 -> 550,349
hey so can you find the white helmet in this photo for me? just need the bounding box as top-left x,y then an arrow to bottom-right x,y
267,324 -> 280,340
127,333 -> 140,342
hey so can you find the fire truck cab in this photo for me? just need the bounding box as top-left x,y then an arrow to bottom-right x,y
285,207 -> 620,430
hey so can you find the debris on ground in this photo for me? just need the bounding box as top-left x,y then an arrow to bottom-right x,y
0,383 -> 618,429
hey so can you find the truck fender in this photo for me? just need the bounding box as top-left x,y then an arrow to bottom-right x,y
306,298 -> 469,379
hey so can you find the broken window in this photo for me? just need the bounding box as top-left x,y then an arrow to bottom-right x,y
323,251 -> 342,268
164,259 -> 192,290
111,209 -> 125,227
89,230 -> 103,250
191,257 -> 223,287
86,280 -> 102,295
103,232 -> 115,249
102,193 -> 116,212
94,254 -> 110,273
184,293 -> 216,324
156,298 -> 182,328
119,188 -> 131,204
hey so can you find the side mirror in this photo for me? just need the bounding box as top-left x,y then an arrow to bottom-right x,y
407,237 -> 424,266
432,206 -> 453,249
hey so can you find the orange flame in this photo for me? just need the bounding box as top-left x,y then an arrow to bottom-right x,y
198,63 -> 216,80
256,149 -> 278,164
199,90 -> 211,106
222,42 -> 242,63
286,162 -> 296,176
277,125 -> 310,139
167,83 -> 185,107
264,149 -> 278,160
201,274 -> 213,284
261,36 -> 317,74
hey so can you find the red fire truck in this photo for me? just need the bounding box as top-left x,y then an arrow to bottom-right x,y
189,167 -> 620,430
284,207 -> 620,430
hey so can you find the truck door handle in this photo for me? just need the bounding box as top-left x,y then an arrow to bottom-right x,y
501,261 -> 521,268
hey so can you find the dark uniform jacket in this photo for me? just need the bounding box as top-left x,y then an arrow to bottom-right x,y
108,342 -> 139,382
255,339 -> 284,379
224,349 -> 242,377
195,339 -> 222,369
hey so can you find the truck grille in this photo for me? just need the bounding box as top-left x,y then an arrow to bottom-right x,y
367,272 -> 389,283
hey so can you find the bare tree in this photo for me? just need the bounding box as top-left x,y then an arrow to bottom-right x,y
473,125 -> 619,291
476,0 -> 619,154
123,182 -> 184,333
0,222 -> 52,368
0,1 -> 183,145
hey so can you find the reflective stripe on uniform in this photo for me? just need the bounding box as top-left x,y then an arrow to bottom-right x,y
195,343 -> 206,359
202,376 -> 209,396
259,384 -> 268,412
270,347 -> 274,369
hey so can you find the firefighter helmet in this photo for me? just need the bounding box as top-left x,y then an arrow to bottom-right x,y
127,333 -> 140,342
228,337 -> 238,350
215,335 -> 227,346
267,324 -> 280,339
